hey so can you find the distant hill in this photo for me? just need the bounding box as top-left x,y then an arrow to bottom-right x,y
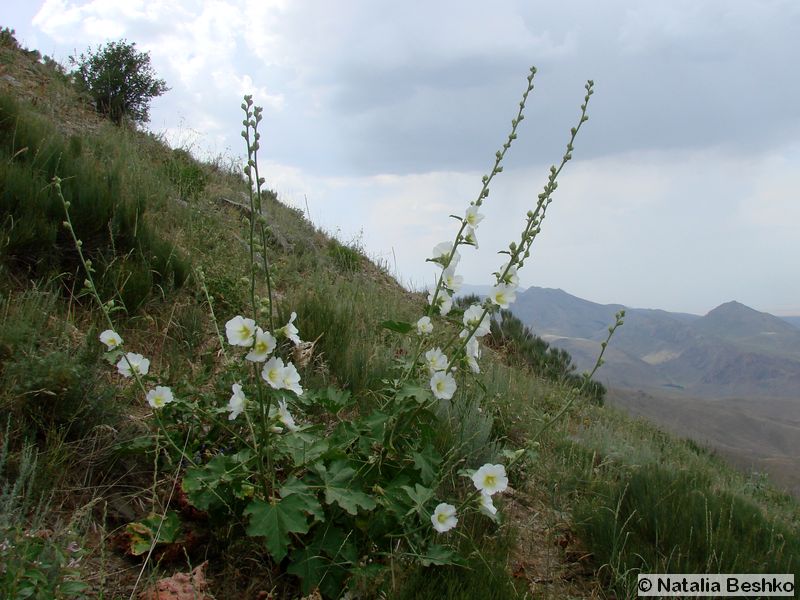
781,316 -> 800,329
500,286 -> 800,399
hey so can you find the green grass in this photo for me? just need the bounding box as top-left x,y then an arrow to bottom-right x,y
573,465 -> 799,599
0,92 -> 189,313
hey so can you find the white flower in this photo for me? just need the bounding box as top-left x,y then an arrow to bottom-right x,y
99,330 -> 123,350
117,353 -> 150,378
278,312 -> 301,345
275,399 -> 299,432
465,205 -> 484,228
430,371 -> 457,400
431,241 -> 460,269
428,290 -> 453,316
465,336 -> 482,374
431,502 -> 458,533
424,348 -> 448,373
442,267 -> 463,293
489,284 -> 516,309
500,264 -> 520,288
225,316 -> 256,347
464,227 -> 478,249
281,361 -> 304,396
471,464 -> 508,496
416,316 -> 433,335
146,386 -> 174,409
245,327 -> 276,362
462,304 -> 490,338
479,492 -> 497,516
262,356 -> 285,389
228,383 -> 246,420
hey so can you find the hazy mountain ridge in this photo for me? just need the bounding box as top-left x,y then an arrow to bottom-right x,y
487,286 -> 800,399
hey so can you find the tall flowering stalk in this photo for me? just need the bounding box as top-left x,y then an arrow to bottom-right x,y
406,77 -> 597,406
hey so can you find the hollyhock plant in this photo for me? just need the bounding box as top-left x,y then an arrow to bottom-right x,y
465,205 -> 484,228
99,329 -> 123,350
246,327 -> 276,362
146,386 -> 174,409
427,290 -> 453,316
431,502 -> 458,533
424,348 -> 448,374
442,267 -> 463,293
462,304 -> 490,338
117,352 -> 150,378
226,315 -> 256,347
430,370 -> 457,400
489,284 -> 516,309
262,356 -> 285,389
278,312 -> 301,345
431,241 -> 460,269
465,336 -> 482,374
228,383 -> 246,420
281,362 -> 304,396
273,399 -> 299,432
472,463 -> 509,496
499,263 -> 520,288
416,316 -> 433,335
479,492 -> 497,516
464,226 -> 478,248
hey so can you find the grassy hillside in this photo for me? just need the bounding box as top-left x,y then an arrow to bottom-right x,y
1,30 -> 798,599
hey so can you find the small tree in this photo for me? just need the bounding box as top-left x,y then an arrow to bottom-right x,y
69,39 -> 168,126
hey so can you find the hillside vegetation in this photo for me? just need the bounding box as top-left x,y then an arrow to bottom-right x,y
1,31 -> 798,599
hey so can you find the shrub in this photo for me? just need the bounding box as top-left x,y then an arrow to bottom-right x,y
69,39 -> 168,126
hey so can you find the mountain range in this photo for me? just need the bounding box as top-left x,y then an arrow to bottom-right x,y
463,285 -> 800,400
460,284 -> 800,494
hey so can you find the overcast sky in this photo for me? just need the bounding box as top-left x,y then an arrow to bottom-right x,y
4,1 -> 800,315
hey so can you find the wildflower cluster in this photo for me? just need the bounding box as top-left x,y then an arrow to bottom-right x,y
430,463 -> 509,533
55,68 -> 622,598
223,313 -> 303,425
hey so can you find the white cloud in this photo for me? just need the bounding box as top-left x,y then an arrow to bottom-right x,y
19,0 -> 800,314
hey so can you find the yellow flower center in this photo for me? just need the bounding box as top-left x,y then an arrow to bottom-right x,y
437,513 -> 448,524
484,474 -> 496,488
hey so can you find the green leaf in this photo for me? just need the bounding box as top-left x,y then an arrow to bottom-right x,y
359,410 -> 391,441
244,495 -> 312,562
280,477 -> 325,524
395,383 -> 433,405
321,386 -> 353,411
418,544 -> 464,566
279,430 -> 329,467
125,511 -> 181,556
381,320 -> 413,334
58,580 -> 90,595
401,483 -> 434,517
315,460 -> 376,515
287,526 -> 357,597
328,421 -> 360,450
412,444 -> 442,486
182,454 -> 237,511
